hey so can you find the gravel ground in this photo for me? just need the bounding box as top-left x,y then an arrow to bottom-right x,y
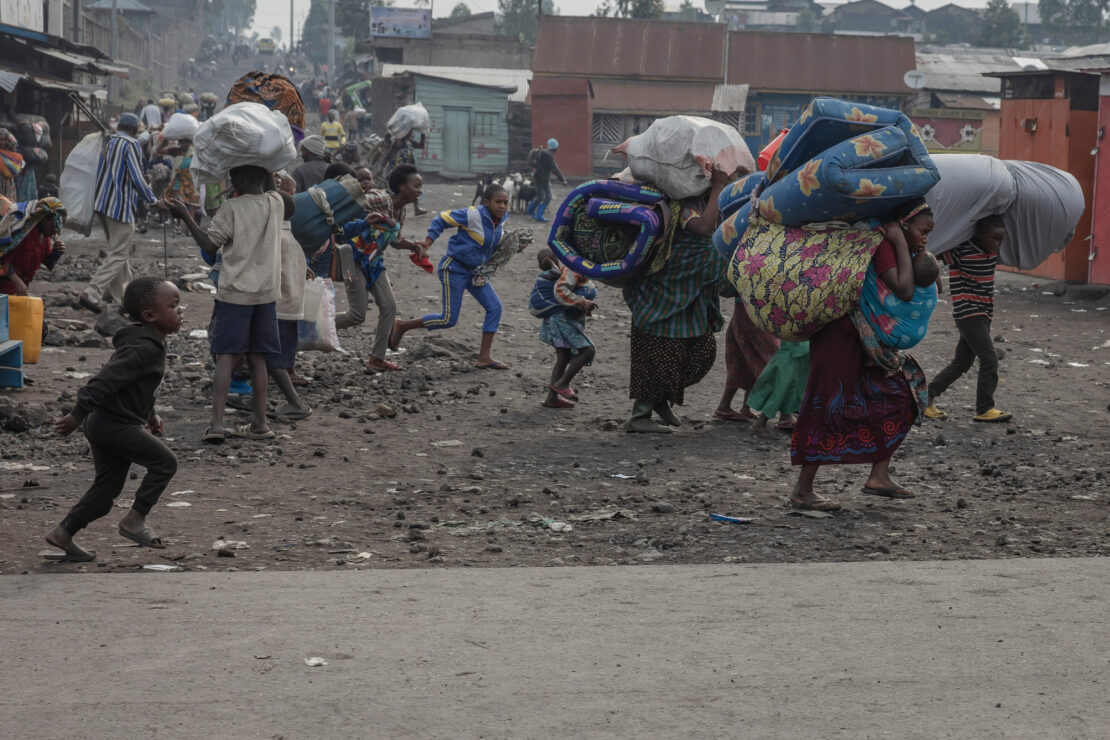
1,182 -> 1108,575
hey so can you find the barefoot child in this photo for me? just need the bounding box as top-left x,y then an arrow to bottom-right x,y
166,164 -> 294,442
45,277 -> 183,561
531,249 -> 597,408
390,184 -> 511,369
926,214 -> 1010,423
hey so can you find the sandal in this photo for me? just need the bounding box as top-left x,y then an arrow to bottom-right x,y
861,485 -> 916,499
43,535 -> 97,562
271,405 -> 312,421
366,359 -> 402,372
541,399 -> 574,409
477,360 -> 510,370
549,384 -> 577,401
202,427 -> 226,444
788,498 -> 842,512
713,408 -> 754,422
229,424 -> 276,440
118,525 -> 166,549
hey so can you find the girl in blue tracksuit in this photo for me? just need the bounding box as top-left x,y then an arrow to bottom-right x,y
390,184 -> 512,369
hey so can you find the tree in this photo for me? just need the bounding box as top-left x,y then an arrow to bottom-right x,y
450,2 -> 472,17
594,0 -> 664,18
271,25 -> 283,43
204,0 -> 256,35
1039,0 -> 1110,44
301,0 -> 375,64
676,0 -> 698,20
977,0 -> 1029,47
497,0 -> 557,44
795,7 -> 820,32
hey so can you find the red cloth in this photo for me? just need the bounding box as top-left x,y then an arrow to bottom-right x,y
0,229 -> 54,293
789,243 -> 915,466
409,252 -> 434,273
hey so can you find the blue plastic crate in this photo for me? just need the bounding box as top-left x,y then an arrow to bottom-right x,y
0,294 -> 9,343
0,338 -> 23,388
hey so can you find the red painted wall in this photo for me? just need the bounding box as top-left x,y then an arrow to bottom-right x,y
997,85 -> 1095,282
530,78 -> 593,178
1091,89 -> 1110,285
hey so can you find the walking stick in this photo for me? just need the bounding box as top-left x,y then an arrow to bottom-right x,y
162,218 -> 168,281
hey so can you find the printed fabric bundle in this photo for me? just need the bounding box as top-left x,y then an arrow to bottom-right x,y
548,180 -> 666,283
226,71 -> 307,140
725,212 -> 884,341
857,264 -> 937,350
0,196 -> 66,256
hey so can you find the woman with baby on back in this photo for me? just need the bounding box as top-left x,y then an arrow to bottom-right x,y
789,198 -> 936,512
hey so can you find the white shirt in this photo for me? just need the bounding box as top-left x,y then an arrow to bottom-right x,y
140,103 -> 162,130
207,191 -> 284,305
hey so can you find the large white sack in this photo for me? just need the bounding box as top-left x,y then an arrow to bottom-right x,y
190,102 -> 297,185
926,154 -> 1085,269
386,102 -> 430,140
59,131 -> 104,236
611,116 -> 756,200
161,112 -> 200,141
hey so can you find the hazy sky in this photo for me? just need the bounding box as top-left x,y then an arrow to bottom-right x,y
249,0 -> 999,40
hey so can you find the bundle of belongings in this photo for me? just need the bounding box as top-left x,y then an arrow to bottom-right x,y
0,196 -> 65,256
226,71 -> 307,142
924,153 -> 1084,269
386,103 -> 431,141
190,101 -> 297,185
714,98 -> 941,342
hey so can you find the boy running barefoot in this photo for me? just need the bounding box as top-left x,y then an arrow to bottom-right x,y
45,278 -> 183,561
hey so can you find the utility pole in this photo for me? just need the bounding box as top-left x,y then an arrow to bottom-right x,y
109,0 -> 118,105
327,0 -> 336,90
72,0 -> 82,44
290,0 -> 295,54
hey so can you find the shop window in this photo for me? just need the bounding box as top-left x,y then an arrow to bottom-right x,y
474,112 -> 499,137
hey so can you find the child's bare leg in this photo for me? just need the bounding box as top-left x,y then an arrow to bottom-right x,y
476,331 -> 498,366
269,367 -> 308,412
716,386 -> 739,414
390,317 -> 424,348
790,463 -> 821,504
546,349 -> 571,404
554,346 -> 594,389
210,353 -> 240,430
739,389 -> 753,416
247,353 -> 270,433
752,412 -> 771,434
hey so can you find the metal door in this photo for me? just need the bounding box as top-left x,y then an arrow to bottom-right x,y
443,108 -> 471,174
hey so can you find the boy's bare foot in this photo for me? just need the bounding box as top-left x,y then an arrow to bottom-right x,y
366,357 -> 401,372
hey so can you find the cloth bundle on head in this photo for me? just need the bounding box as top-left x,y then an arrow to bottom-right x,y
161,112 -> 200,141
190,102 -> 297,185
226,71 -> 307,141
923,153 -> 1085,269
714,98 -> 940,259
548,180 -> 670,286
300,135 -> 326,158
0,196 -> 66,256
611,115 -> 755,200
386,103 -> 431,140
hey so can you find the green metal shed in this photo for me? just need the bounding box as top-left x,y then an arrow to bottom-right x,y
409,73 -> 516,176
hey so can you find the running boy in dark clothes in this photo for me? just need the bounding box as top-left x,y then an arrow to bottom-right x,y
45,277 -> 183,562
926,214 -> 1011,423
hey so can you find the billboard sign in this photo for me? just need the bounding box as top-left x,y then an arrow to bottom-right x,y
371,7 -> 431,39
0,0 -> 44,32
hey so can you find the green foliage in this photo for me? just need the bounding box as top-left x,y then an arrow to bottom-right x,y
270,25 -> 283,43
205,0 -> 256,35
1038,0 -> 1110,44
977,0 -> 1029,47
594,0 -> 664,18
497,0 -> 557,44
450,2 -> 473,17
301,0 -> 377,64
677,0 -> 698,20
795,7 -> 820,32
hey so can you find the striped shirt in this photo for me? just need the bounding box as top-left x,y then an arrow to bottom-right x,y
943,241 -> 997,321
94,132 -> 156,224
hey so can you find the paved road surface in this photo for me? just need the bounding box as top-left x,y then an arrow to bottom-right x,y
2,558 -> 1108,738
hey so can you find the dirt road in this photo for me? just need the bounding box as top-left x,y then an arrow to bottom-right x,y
1,182 -> 1108,574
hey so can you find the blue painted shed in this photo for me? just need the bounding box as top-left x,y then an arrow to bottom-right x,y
372,72 -> 516,177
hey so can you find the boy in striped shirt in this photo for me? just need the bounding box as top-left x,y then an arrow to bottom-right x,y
926,215 -> 1011,423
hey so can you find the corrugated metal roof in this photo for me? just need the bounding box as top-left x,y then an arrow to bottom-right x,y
725,31 -> 914,94
381,64 -> 531,102
590,80 -> 747,114
533,17 -> 725,82
86,0 -> 154,10
913,51 -> 1055,94
936,93 -> 1000,111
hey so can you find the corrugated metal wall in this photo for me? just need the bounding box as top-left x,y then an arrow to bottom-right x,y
414,76 -> 509,177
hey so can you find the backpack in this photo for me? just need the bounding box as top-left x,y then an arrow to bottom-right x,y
527,147 -> 543,169
529,269 -> 597,319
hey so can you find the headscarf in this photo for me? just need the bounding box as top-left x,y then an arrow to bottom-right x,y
301,135 -> 326,158
0,196 -> 66,255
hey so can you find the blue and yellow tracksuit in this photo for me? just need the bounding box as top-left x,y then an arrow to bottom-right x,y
422,205 -> 506,333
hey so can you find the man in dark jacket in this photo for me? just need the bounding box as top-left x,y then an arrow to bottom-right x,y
528,138 -> 567,223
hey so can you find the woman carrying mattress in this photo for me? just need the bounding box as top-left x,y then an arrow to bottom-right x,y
622,167 -> 731,433
788,200 -> 933,511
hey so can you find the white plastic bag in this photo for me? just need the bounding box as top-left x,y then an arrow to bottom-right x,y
386,102 -> 431,140
612,116 -> 755,200
161,112 -> 200,141
297,277 -> 343,352
59,131 -> 104,236
190,102 -> 296,185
